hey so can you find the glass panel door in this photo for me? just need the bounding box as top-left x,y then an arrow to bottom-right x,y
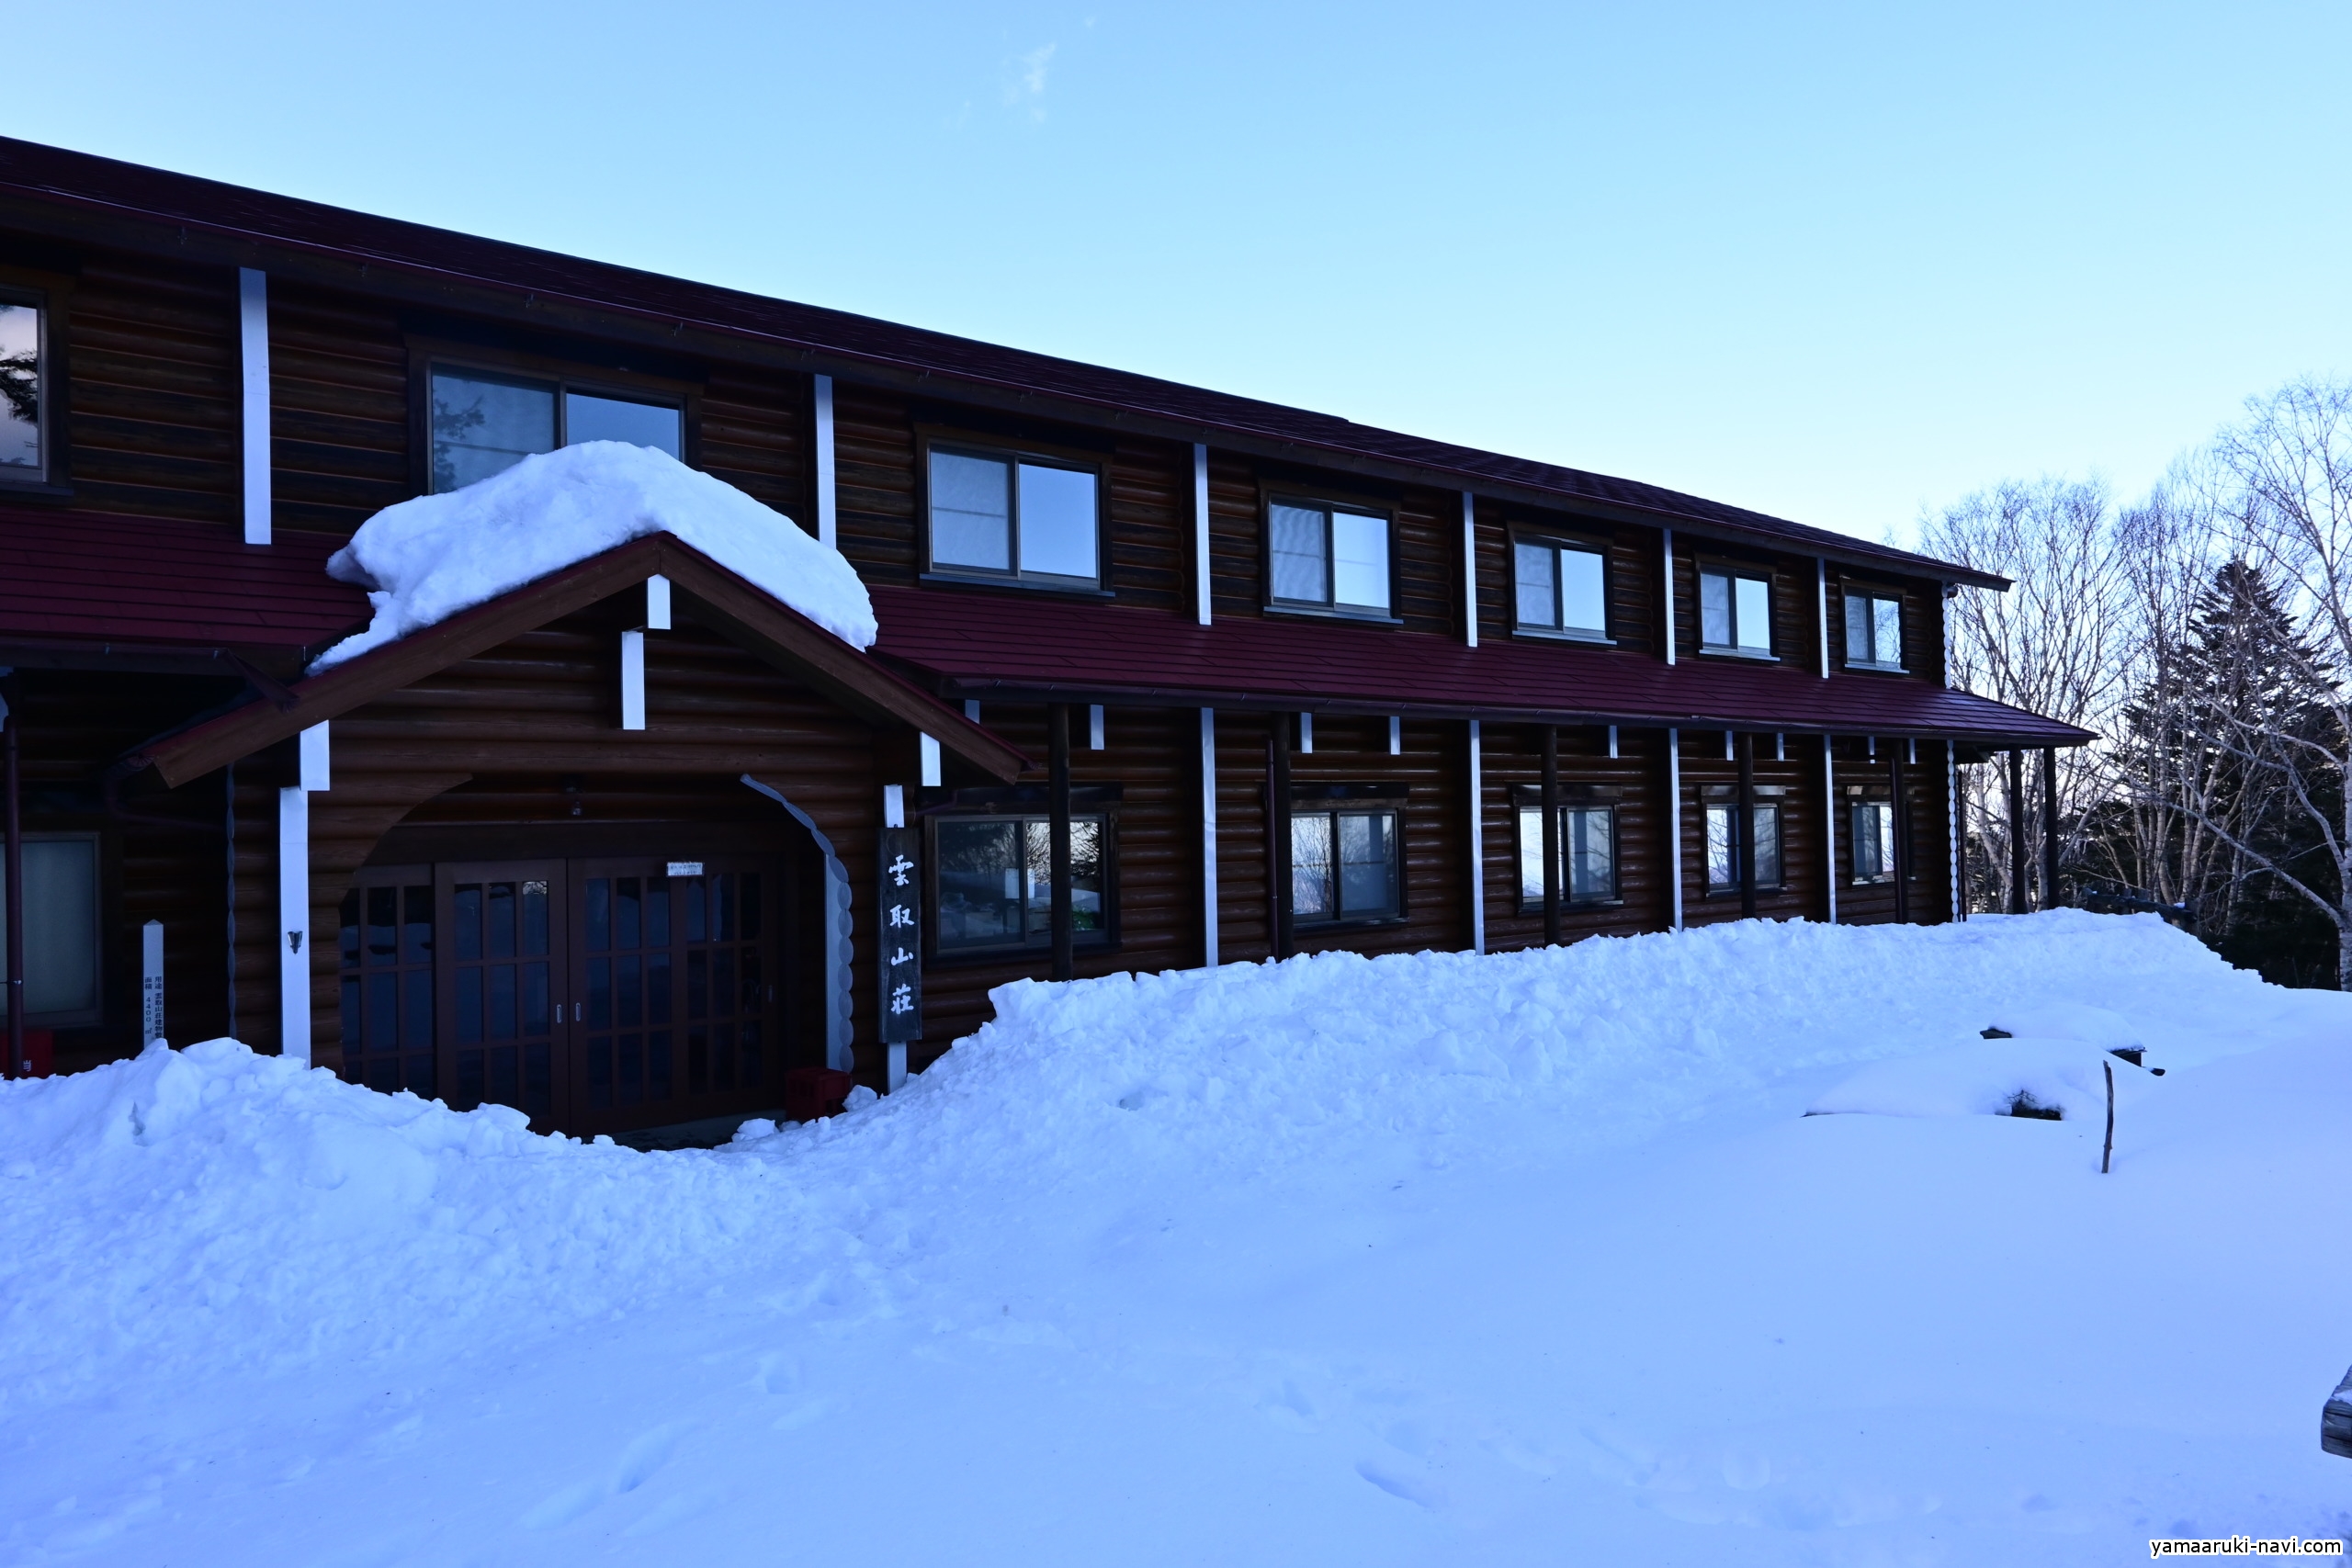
436,862 -> 569,1125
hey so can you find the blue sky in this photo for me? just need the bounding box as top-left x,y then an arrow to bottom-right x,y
12,2 -> 2347,545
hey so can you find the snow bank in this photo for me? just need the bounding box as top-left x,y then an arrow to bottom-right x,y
312,442 -> 875,670
0,912 -> 2293,1410
1805,1035 -> 2154,1120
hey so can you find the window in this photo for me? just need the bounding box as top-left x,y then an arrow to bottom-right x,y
1291,802 -> 1402,923
1514,537 -> 1609,638
339,879 -> 436,1098
1269,499 -> 1391,615
0,290 -> 48,482
429,366 -> 683,493
1703,801 -> 1783,892
1699,567 -> 1773,656
0,835 -> 99,1021
935,815 -> 1109,953
1844,589 -> 1905,670
1851,801 -> 1898,883
927,446 -> 1102,586
1516,804 -> 1619,904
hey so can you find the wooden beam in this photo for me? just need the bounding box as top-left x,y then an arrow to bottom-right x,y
1541,723 -> 1562,945
1737,730 -> 1758,919
1049,703 -> 1073,983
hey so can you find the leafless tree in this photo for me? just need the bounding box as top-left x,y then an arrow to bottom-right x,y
1919,478 -> 2132,911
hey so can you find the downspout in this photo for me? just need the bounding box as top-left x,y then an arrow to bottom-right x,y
1822,735 -> 1838,924
1667,728 -> 1683,930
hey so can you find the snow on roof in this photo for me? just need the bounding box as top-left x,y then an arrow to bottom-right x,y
310,442 -> 876,671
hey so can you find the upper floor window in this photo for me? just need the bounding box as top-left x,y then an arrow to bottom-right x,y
1270,499 -> 1391,616
1514,536 -> 1609,639
1699,566 -> 1773,656
0,291 -> 49,483
430,365 -> 683,493
927,446 -> 1102,587
1844,589 -> 1905,671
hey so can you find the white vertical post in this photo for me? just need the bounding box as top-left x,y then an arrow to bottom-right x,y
919,733 -> 942,787
141,921 -> 164,1047
619,629 -> 647,730
1775,732 -> 1785,761
881,784 -> 905,829
1662,530 -> 1677,665
813,373 -> 838,548
298,722 -> 331,793
1461,491 -> 1479,648
965,699 -> 981,723
1199,708 -> 1219,966
277,785 -> 310,1064
645,574 -> 672,629
1607,724 -> 1619,759
1947,739 -> 1962,920
1298,712 -> 1313,754
1387,715 -> 1401,756
1824,734 -> 1839,924
239,268 -> 271,547
1466,719 -> 1486,953
1724,730 -> 1735,761
1816,558 -> 1831,677
1087,705 -> 1105,750
1193,444 -> 1212,626
1667,728 -> 1684,929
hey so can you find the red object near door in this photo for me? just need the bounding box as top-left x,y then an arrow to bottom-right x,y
780,1066 -> 855,1122
7,1028 -> 52,1079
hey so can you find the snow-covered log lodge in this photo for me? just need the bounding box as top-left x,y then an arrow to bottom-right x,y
0,137 -> 2089,1137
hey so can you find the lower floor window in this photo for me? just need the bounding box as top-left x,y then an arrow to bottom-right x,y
1516,806 -> 1619,903
0,835 -> 100,1019
1292,807 -> 1401,923
1852,801 -> 1897,883
935,815 -> 1108,953
1704,803 -> 1782,891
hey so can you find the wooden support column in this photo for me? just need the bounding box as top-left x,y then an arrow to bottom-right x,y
1049,703 -> 1074,983
1540,723 -> 1562,945
3,695 -> 20,1077
1270,720 -> 1294,960
1890,746 -> 1911,924
1736,731 -> 1758,919
2007,748 -> 2027,913
2041,745 -> 2060,909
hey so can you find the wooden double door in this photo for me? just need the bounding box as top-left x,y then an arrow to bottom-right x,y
338,855 -> 785,1134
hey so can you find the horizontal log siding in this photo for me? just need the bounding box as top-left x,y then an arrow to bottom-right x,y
695,367 -> 807,524
1479,724 -> 1670,951
1826,737 -> 1956,925
1287,713 -> 1471,959
266,278 -> 410,536
65,254 -> 240,525
1213,707 -> 1275,958
1472,502 -> 1661,656
907,702 -> 1194,1066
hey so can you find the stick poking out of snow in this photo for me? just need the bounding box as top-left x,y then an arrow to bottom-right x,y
311,443 -> 876,671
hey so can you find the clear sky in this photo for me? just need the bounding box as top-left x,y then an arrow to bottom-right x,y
11,2 -> 2347,546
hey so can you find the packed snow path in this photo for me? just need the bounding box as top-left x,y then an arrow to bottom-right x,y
2,913 -> 2346,1564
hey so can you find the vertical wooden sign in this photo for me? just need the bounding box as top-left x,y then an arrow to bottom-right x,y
879,825 -> 922,1043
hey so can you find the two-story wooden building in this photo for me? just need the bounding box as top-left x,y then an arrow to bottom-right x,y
0,137 -> 2089,1136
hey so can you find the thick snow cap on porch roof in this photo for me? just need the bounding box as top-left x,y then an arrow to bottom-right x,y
313,442 -> 876,669
128,504 -> 1022,789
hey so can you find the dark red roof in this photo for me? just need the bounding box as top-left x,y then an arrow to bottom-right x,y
871,587 -> 2094,747
0,507 -> 367,661
0,136 -> 2003,590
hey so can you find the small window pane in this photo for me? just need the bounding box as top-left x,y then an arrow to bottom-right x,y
1016,463 -> 1099,580
1704,805 -> 1736,889
1853,803 -> 1894,881
1845,593 -> 1872,663
931,451 -> 1012,571
1291,813 -> 1334,918
1514,543 -> 1556,627
563,391 -> 681,457
1560,548 -> 1606,634
1517,807 -> 1544,898
1567,807 -> 1615,900
0,301 -> 40,470
1873,597 -> 1903,666
1069,818 -> 1105,931
938,818 -> 1023,948
1701,571 -> 1733,648
1338,811 -> 1398,918
1331,512 -> 1389,611
1271,503 -> 1328,603
431,369 -> 556,493
1753,806 -> 1781,886
1735,576 -> 1771,652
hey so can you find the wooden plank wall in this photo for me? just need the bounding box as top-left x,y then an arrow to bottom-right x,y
66,254 -> 240,525
1478,724 -> 1671,950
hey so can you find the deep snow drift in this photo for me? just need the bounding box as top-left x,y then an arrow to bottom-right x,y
2,913 -> 2347,1564
313,442 -> 875,670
